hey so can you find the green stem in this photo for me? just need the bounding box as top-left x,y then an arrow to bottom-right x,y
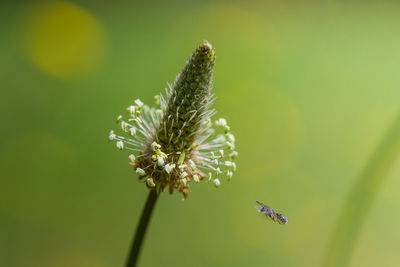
126,189 -> 159,267
323,112 -> 400,267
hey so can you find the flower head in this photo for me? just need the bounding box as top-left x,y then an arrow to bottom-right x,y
109,40 -> 237,199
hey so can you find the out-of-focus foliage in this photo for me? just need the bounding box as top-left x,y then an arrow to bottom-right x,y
1,1 -> 400,266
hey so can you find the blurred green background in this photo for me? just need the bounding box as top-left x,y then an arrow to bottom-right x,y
1,1 -> 400,266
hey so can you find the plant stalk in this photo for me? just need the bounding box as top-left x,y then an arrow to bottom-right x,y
126,189 -> 159,267
323,112 -> 400,267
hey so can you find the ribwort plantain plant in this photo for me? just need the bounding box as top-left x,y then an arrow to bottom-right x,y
109,41 -> 237,266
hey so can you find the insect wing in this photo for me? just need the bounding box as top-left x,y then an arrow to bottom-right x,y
254,201 -> 267,213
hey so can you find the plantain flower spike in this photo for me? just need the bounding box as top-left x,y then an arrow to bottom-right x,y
109,40 -> 237,199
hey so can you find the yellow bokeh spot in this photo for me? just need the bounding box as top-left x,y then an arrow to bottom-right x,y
23,1 -> 106,79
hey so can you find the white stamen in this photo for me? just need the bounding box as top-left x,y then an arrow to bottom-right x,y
116,141 -> 124,150
146,178 -> 156,187
129,127 -> 137,136
213,178 -> 221,188
136,168 -> 146,176
109,131 -> 116,141
129,154 -> 136,162
135,99 -> 144,108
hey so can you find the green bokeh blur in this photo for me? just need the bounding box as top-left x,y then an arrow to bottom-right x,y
1,1 -> 400,266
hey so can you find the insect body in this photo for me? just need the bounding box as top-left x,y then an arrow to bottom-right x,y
254,201 -> 288,225
276,212 -> 288,225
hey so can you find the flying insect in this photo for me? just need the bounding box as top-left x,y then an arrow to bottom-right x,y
254,201 -> 288,225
